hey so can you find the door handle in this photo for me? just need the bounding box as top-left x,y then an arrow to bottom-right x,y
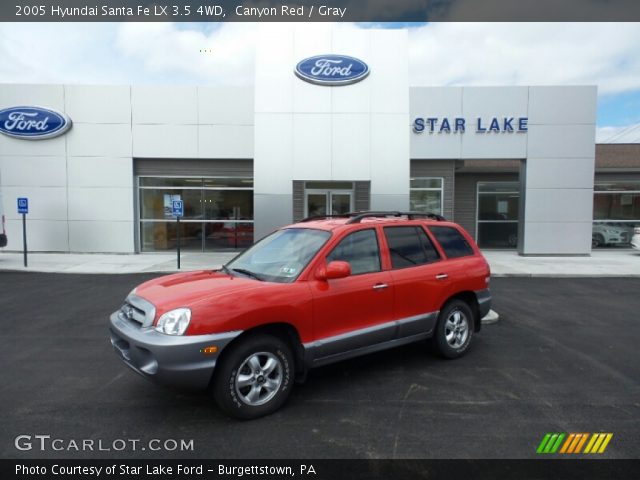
372,283 -> 389,290
435,273 -> 448,280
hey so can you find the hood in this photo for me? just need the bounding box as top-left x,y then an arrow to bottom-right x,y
134,270 -> 265,313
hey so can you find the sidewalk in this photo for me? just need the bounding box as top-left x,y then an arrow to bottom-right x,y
0,252 -> 237,274
0,250 -> 638,276
486,250 -> 640,277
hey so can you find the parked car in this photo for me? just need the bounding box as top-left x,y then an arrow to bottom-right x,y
592,224 -> 632,247
109,211 -> 491,419
631,227 -> 640,251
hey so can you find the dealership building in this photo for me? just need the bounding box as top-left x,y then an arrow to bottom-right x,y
1,27 -> 639,255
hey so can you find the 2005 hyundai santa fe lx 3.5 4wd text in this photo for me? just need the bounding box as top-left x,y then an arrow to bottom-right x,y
109,211 -> 491,419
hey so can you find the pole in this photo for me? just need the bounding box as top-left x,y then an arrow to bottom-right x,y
22,213 -> 27,268
176,216 -> 181,270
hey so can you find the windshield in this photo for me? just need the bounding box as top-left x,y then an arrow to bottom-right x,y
225,228 -> 331,283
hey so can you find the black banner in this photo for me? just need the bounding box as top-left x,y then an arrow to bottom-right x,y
4,459 -> 640,480
3,0 -> 640,22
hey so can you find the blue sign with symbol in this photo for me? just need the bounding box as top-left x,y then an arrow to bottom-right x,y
295,55 -> 369,86
17,197 -> 29,214
172,200 -> 184,217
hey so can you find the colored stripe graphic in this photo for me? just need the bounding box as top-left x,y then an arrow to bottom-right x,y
538,433 -> 613,454
537,433 -> 565,454
574,433 -> 589,453
559,433 -> 575,453
563,433 -> 588,454
537,434 -> 552,453
584,433 -> 613,454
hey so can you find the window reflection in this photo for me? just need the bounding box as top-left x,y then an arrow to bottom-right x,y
592,182 -> 640,249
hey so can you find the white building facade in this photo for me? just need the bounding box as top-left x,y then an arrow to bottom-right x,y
0,26 -> 598,255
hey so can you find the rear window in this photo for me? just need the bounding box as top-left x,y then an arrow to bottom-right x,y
429,226 -> 474,259
384,226 -> 440,269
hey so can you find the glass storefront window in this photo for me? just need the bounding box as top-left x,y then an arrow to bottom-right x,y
477,182 -> 520,249
140,188 -> 204,220
204,222 -> 254,250
203,190 -> 253,220
140,221 -> 205,252
592,182 -> 640,248
139,176 -> 254,252
410,177 -> 443,215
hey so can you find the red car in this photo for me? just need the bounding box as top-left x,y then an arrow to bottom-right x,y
110,211 -> 491,419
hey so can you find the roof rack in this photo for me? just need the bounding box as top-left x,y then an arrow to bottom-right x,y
299,213 -> 353,223
299,211 -> 446,224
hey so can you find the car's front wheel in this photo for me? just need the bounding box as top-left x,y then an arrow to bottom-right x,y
432,300 -> 474,359
592,234 -> 605,248
213,334 -> 294,419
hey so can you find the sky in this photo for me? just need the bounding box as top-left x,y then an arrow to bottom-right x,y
0,22 -> 638,142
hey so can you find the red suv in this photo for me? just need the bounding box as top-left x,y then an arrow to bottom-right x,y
110,212 -> 491,419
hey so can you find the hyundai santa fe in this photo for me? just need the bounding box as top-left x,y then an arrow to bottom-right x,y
109,211 -> 491,419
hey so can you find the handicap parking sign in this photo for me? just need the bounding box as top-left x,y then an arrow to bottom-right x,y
172,200 -> 184,217
17,197 -> 29,214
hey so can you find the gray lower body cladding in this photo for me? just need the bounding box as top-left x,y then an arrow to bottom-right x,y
303,311 -> 438,368
476,288 -> 492,319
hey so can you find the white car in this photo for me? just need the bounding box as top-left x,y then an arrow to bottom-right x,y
631,227 -> 640,250
592,224 -> 632,247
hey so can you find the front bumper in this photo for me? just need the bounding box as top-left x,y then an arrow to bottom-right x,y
109,312 -> 241,390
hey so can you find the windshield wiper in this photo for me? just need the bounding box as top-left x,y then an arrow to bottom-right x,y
219,264 -> 232,275
230,268 -> 264,281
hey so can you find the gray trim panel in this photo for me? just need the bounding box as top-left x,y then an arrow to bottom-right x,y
304,311 -> 438,367
476,288 -> 492,319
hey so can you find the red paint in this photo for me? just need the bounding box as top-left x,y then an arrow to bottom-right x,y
133,218 -> 490,343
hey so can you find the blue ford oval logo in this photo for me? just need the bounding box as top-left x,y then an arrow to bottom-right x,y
0,106 -> 72,140
295,55 -> 370,86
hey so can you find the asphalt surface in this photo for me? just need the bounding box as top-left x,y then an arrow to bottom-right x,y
1,273 -> 638,459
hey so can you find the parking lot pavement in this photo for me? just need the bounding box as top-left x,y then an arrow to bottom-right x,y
1,273 -> 638,459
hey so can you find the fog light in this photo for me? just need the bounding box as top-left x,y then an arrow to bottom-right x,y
201,345 -> 218,354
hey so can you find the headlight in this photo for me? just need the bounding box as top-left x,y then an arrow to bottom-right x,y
155,308 -> 191,335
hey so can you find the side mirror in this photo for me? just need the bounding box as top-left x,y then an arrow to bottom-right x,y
316,261 -> 351,281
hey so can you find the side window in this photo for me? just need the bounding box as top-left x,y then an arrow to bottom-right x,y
384,226 -> 440,269
326,229 -> 381,275
429,226 -> 474,259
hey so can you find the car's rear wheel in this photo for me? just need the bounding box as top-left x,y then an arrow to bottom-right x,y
213,334 -> 294,419
432,300 -> 474,359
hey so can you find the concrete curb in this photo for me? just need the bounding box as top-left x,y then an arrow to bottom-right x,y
481,309 -> 500,325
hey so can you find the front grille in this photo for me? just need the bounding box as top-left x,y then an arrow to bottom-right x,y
117,294 -> 156,328
119,301 -> 147,326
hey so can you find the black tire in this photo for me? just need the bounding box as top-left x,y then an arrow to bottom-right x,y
432,300 -> 475,359
213,334 -> 294,420
592,234 -> 604,248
